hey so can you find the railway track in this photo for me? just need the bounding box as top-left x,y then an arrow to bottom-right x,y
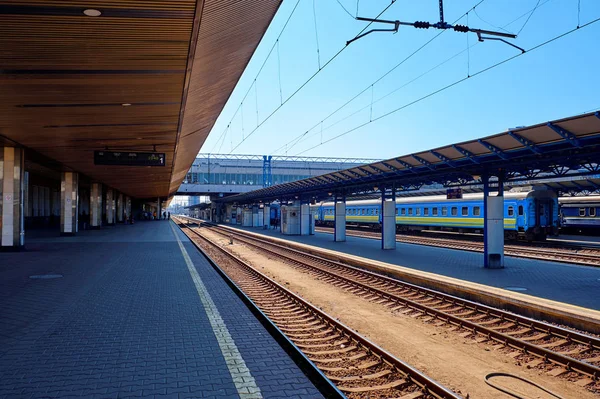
184,218 -> 600,390
173,217 -> 461,399
315,227 -> 600,267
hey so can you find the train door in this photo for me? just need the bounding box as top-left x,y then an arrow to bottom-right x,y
515,201 -> 526,229
535,199 -> 552,227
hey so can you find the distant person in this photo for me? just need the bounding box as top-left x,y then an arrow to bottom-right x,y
168,212 -> 171,219
163,211 -> 166,220
153,211 -> 157,220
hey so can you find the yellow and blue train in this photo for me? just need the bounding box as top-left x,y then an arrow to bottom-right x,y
312,190 -> 559,240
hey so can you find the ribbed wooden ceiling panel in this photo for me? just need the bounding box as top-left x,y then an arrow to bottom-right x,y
0,0 -> 281,199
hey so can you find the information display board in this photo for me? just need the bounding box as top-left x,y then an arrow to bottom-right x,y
94,151 -> 166,166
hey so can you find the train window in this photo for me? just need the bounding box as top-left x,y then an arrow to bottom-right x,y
590,208 -> 596,217
432,207 -> 438,216
424,208 -> 429,216
518,205 -> 524,216
361,209 -> 365,215
408,208 -> 413,216
375,209 -> 379,215
508,206 -> 514,217
442,207 -> 448,216
451,207 -> 457,216
579,208 -> 586,217
461,207 -> 468,216
416,208 -> 421,216
473,206 -> 480,216
401,208 -> 406,216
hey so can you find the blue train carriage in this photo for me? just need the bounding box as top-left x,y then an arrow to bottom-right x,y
313,200 -> 380,228
394,189 -> 559,240
314,189 -> 558,240
558,195 -> 600,233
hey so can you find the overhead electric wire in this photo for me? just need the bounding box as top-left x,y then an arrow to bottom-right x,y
274,0 -> 487,154
283,0 -> 555,154
517,0 -> 542,35
228,1 -> 398,153
295,15 -> 600,155
335,0 -> 355,19
209,0 -> 302,152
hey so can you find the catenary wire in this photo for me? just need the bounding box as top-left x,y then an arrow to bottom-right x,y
295,16 -> 600,155
281,0 -> 554,153
275,0 -> 487,154
209,0 -> 302,152
517,0 -> 542,35
228,1 -> 398,153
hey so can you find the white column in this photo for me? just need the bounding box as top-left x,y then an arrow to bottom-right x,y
263,205 -> 270,229
485,195 -> 505,268
334,201 -> 346,242
300,204 -> 310,235
382,200 -> 396,250
1,147 -> 25,249
60,172 -> 79,236
237,207 -> 242,224
106,189 -> 115,225
90,183 -> 102,228
117,192 -> 124,223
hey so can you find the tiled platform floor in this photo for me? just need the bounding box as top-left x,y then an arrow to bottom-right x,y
0,221 -> 323,399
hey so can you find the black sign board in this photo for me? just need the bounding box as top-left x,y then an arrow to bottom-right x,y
94,151 -> 166,167
447,187 -> 463,199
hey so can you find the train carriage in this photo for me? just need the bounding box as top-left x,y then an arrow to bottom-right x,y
314,189 -> 559,241
559,196 -> 600,232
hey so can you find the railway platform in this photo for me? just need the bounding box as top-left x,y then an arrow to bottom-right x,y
0,221 -> 324,399
223,224 -> 600,311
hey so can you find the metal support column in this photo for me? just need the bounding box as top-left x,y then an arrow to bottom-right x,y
484,172 -> 505,268
300,201 -> 310,235
334,194 -> 346,242
381,187 -> 396,250
60,172 -> 78,236
0,147 -> 25,249
263,204 -> 270,229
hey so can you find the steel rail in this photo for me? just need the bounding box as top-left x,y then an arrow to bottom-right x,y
192,219 -> 600,381
174,217 -> 462,399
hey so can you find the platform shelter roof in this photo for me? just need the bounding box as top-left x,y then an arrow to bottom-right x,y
221,111 -> 600,204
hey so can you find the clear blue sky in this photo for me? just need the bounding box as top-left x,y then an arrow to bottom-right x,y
199,0 -> 600,160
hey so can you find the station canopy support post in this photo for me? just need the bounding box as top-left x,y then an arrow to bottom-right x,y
381,187 -> 396,250
0,146 -> 25,249
90,182 -> 103,229
334,193 -> 346,242
116,192 -> 123,223
60,172 -> 79,236
483,171 -> 505,268
300,200 -> 310,235
263,203 -> 270,229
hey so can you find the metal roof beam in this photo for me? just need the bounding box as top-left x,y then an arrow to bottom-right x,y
452,145 -> 480,164
357,167 -> 372,176
395,159 -> 418,173
547,123 -> 581,147
507,131 -> 541,154
381,161 -> 399,172
411,155 -> 434,170
477,139 -> 508,160
430,151 -> 457,168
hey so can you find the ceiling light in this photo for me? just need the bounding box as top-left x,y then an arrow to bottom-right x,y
121,103 -> 132,107
83,9 -> 101,17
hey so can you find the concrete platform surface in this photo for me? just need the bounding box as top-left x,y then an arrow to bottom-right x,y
0,221 -> 324,399
226,224 -> 600,311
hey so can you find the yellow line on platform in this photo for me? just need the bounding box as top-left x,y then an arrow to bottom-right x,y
170,222 -> 263,399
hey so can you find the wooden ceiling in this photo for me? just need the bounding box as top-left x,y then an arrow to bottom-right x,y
0,0 -> 281,199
